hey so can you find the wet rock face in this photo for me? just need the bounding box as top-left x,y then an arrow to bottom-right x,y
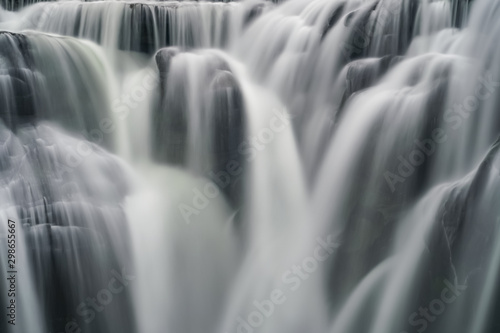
153,47 -> 186,166
340,55 -> 402,106
208,70 -> 246,207
410,138 -> 500,333
10,2 -> 265,54
154,47 -> 246,207
0,70 -> 37,126
0,123 -> 135,333
119,2 -> 243,53
332,0 -> 419,65
0,32 -> 32,67
0,0 -> 36,10
0,32 -> 38,129
2,0 -> 251,10
155,47 -> 180,94
124,3 -> 160,54
244,3 -> 266,26
321,3 -> 346,40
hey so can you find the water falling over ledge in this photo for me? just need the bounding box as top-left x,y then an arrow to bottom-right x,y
2,1 -> 500,333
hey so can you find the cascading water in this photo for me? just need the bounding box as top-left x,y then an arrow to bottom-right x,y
1,1 -> 500,333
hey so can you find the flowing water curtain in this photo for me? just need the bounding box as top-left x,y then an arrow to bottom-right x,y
0,0 -> 253,11
309,1 -> 500,333
0,31 -> 115,147
1,1 -> 500,333
0,124 -> 137,333
0,0 -> 49,11
0,32 -> 39,129
231,0 -> 471,178
0,30 -> 137,333
153,47 -> 246,207
4,1 -> 269,54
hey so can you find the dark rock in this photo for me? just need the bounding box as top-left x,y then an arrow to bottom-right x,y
208,70 -> 245,207
153,48 -> 246,208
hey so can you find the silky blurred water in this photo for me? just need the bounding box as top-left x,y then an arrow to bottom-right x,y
1,1 -> 500,333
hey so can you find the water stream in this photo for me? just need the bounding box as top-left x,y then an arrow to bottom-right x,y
1,1 -> 499,333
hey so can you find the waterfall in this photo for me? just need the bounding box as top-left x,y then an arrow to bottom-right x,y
1,1 -> 500,333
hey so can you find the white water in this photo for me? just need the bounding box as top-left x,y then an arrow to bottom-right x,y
1,1 -> 500,333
